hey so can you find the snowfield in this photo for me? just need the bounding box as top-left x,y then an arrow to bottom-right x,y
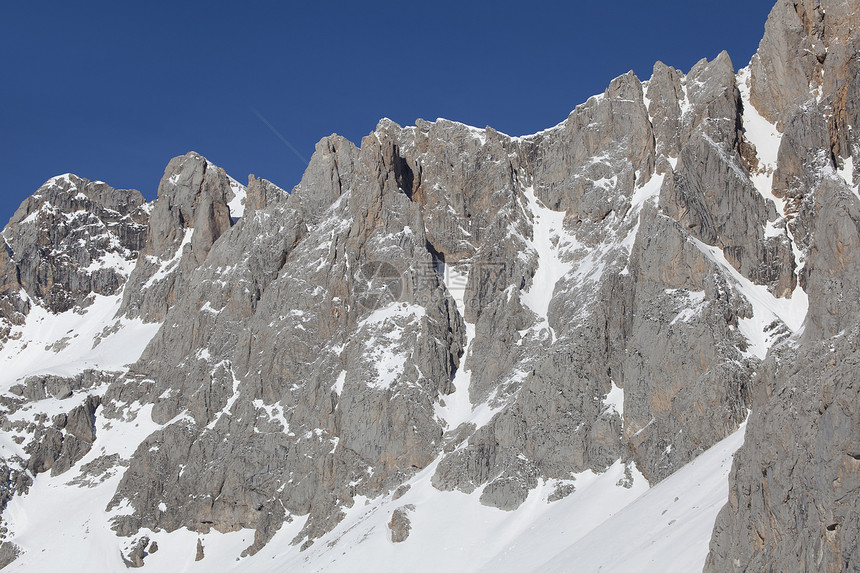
1,412 -> 743,572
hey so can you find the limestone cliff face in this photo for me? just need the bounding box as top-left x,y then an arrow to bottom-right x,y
0,0 -> 857,567
100,43 -> 800,548
704,1 -> 860,571
118,152 -> 235,323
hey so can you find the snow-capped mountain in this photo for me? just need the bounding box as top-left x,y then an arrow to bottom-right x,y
0,0 -> 857,571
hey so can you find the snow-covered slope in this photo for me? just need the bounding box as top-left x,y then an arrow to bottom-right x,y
286,425 -> 742,573
0,294 -> 160,384
536,424 -> 745,573
0,403 -> 743,573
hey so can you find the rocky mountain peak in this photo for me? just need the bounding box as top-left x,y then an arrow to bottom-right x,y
0,0 -> 857,570
0,173 -> 148,339
752,0 -> 860,128
118,151 -> 242,322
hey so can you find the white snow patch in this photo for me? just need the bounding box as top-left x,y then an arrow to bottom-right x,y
358,302 -> 426,328
641,80 -> 652,114
253,399 -> 290,433
207,362 -> 241,429
362,339 -> 409,391
678,78 -> 692,117
519,185 -> 576,338
199,301 -> 219,315
764,218 -> 785,238
435,263 -> 478,430
83,250 -> 136,277
143,229 -> 194,289
275,454 -> 648,573
837,155 -> 859,200
44,174 -> 76,188
603,380 -> 624,418
19,211 -> 40,225
227,176 -> 247,219
0,294 -> 160,384
620,171 -> 666,273
1,402 -> 178,572
465,125 -> 487,145
629,170 -> 664,213
666,289 -> 708,325
737,66 -> 786,214
331,370 -> 346,396
358,303 -> 426,391
253,421 -> 745,573
690,237 -> 807,358
434,321 -> 476,430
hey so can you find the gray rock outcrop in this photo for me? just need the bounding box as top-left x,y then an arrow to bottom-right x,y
389,504 -> 414,543
121,536 -> 150,568
102,47 -> 781,540
119,152 -> 235,322
25,394 -> 100,477
0,0 -> 857,568
45,48 -> 812,550
704,1 -> 860,570
0,174 -> 147,344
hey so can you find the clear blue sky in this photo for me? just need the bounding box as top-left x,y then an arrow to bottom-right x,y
1,0 -> 774,223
